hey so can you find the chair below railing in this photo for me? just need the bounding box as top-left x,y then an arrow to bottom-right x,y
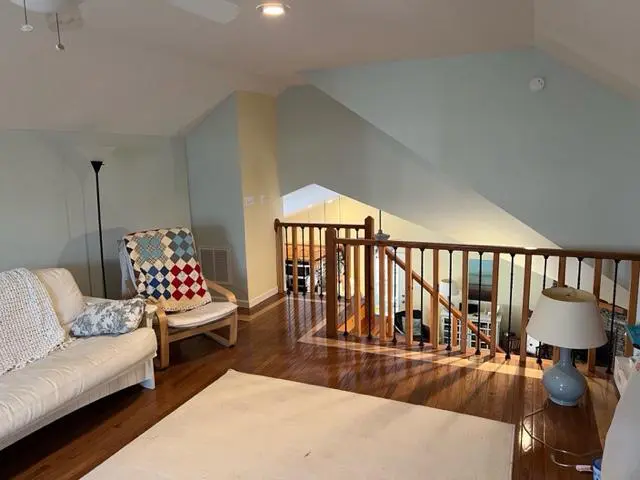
324,230 -> 640,370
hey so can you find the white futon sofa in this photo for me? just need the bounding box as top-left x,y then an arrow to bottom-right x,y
0,268 -> 157,451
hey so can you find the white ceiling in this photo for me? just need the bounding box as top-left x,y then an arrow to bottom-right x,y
1,0 -> 637,135
0,0 -> 533,135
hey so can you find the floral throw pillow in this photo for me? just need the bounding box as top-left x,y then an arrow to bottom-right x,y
71,298 -> 145,337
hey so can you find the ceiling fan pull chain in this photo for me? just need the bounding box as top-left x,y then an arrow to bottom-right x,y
21,0 -> 34,32
55,12 -> 65,51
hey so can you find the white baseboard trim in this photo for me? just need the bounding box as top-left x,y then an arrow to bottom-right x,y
238,287 -> 279,309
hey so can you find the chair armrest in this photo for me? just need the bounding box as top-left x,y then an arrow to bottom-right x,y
205,279 -> 237,304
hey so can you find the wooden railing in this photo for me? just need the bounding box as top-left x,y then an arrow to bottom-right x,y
274,218 -> 374,307
324,232 -> 640,369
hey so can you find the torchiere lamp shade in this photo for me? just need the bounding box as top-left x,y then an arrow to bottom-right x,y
527,287 -> 607,349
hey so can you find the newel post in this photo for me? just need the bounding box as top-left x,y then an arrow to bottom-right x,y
274,219 -> 285,294
325,227 -> 338,338
364,216 -> 375,327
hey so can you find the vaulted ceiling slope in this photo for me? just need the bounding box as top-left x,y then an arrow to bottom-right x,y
535,0 -> 640,99
0,0 -> 533,135
2,0 -> 637,135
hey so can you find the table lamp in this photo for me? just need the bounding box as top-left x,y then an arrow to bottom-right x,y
527,287 -> 607,406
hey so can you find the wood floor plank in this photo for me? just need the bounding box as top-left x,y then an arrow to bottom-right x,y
0,296 -> 616,480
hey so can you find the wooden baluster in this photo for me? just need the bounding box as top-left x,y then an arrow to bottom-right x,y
588,259 -> 603,372
325,228 -> 338,338
430,249 -> 439,349
292,227 -> 299,295
274,220 -> 285,294
309,227 -> 316,298
364,216 -> 375,337
392,247 -> 398,345
553,257 -> 567,363
490,253 -> 500,357
625,261 -> 640,357
607,260 -> 621,374
519,254 -> 532,365
378,244 -> 387,341
345,229 -> 352,302
387,252 -> 393,338
421,249 -> 427,348
405,247 -> 414,346
461,251 -> 469,353
353,245 -> 362,337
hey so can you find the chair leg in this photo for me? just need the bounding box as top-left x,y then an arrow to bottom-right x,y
203,313 -> 238,347
156,309 -> 170,369
229,312 -> 238,346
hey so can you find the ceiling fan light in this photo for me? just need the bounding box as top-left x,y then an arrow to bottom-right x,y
257,2 -> 288,17
20,24 -> 34,32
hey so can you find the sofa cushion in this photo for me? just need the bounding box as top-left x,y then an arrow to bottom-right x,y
167,301 -> 237,329
34,269 -> 86,333
0,328 -> 156,442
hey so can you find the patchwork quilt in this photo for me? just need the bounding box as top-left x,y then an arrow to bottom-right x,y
122,228 -> 211,313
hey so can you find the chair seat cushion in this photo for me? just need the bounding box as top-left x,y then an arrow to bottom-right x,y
167,302 -> 237,329
0,328 -> 156,442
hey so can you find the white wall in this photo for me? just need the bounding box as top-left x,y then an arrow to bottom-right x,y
309,48 -> 640,252
186,94 -> 249,301
0,130 -> 191,297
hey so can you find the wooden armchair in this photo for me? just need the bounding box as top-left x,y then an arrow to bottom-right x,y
154,279 -> 238,369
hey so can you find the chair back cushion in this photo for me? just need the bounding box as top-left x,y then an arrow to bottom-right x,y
34,268 -> 86,332
122,227 -> 212,312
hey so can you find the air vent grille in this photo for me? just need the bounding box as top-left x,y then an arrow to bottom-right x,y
199,246 -> 231,285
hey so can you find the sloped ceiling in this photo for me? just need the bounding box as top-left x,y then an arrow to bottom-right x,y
535,0 -> 640,99
1,0 -> 636,135
0,0 -> 533,135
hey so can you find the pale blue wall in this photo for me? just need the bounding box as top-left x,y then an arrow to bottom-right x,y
186,94 -> 249,300
278,85 -> 555,249
0,130 -> 191,297
309,48 -> 640,250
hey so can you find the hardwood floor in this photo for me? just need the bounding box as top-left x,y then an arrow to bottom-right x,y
0,295 -> 618,480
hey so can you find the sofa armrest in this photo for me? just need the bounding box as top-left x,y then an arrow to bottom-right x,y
205,279 -> 237,304
143,303 -> 158,328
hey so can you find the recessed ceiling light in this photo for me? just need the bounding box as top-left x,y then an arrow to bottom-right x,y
257,2 -> 289,17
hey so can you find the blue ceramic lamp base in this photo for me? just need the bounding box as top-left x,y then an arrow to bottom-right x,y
542,347 -> 586,407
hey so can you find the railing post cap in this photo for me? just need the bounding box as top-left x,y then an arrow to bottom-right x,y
274,219 -> 281,229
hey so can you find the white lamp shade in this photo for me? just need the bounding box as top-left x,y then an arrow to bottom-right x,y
527,287 -> 607,349
439,279 -> 459,298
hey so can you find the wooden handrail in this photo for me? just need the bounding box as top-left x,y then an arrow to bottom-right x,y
385,248 -> 504,353
335,238 -> 640,262
275,220 -> 366,230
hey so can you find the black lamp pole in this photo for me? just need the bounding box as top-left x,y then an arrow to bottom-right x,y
91,160 -> 107,298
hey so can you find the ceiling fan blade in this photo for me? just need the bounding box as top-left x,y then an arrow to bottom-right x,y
167,0 -> 239,24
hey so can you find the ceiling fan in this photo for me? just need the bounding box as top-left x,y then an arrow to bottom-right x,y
11,0 -> 242,35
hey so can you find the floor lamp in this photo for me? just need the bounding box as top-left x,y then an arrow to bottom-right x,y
91,160 -> 107,298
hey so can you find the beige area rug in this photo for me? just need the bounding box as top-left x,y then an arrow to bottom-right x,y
85,370 -> 514,479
